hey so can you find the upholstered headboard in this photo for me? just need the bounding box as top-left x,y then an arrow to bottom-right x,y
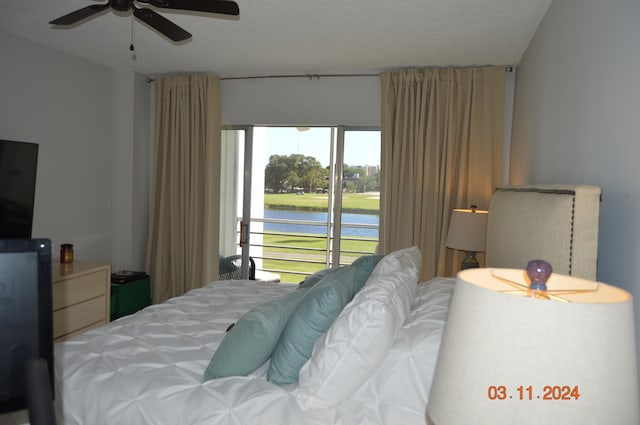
485,184 -> 601,280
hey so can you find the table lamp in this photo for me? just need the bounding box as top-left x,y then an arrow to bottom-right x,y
445,206 -> 488,269
427,261 -> 640,425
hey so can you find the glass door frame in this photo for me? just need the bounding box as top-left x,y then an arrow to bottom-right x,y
331,126 -> 344,268
221,125 -> 254,280
332,125 -> 381,267
239,126 -> 253,280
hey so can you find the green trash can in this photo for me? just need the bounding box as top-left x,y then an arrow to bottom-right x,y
110,272 -> 151,321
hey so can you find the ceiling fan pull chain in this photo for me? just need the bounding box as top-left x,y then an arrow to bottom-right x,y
130,14 -> 136,59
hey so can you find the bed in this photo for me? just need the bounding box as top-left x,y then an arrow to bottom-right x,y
1,184 -> 602,425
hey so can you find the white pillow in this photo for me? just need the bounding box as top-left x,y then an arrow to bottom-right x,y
368,245 -> 422,277
295,246 -> 421,409
346,278 -> 455,423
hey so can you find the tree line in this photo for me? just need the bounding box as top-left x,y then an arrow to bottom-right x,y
264,154 -> 380,194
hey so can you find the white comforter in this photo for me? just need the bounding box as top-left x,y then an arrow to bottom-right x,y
13,278 -> 453,425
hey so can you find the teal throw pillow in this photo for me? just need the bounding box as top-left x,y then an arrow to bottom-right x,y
350,254 -> 384,292
298,266 -> 344,289
203,288 -> 308,381
268,267 -> 357,385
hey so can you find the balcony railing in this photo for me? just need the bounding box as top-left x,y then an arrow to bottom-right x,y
243,217 -> 379,283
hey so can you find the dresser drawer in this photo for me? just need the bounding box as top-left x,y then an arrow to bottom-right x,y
54,296 -> 107,339
53,268 -> 108,310
52,261 -> 111,341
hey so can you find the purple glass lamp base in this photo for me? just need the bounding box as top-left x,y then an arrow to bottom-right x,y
526,259 -> 553,298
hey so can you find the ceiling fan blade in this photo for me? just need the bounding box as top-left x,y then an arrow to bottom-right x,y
140,0 -> 239,16
49,4 -> 111,25
134,7 -> 192,41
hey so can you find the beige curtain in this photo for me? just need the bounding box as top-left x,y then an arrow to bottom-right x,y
379,67 -> 505,280
146,75 -> 221,303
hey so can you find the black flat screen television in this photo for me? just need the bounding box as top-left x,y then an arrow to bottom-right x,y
0,140 -> 39,239
0,238 -> 53,414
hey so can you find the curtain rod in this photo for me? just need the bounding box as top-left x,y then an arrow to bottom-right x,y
221,72 -> 378,81
146,72 -> 377,83
146,67 -> 514,83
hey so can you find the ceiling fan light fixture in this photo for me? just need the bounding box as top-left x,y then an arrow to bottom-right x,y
111,0 -> 133,12
49,0 -> 239,43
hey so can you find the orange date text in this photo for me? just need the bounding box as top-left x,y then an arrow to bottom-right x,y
487,385 -> 580,401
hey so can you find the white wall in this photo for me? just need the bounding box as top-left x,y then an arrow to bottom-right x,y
221,76 -> 380,126
131,72 -> 151,270
112,70 -> 151,271
511,0 -> 640,378
0,30 -> 150,270
0,30 -> 115,262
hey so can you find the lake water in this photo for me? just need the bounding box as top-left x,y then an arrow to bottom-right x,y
263,209 -> 379,238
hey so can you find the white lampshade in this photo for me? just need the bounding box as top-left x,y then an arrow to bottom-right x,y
427,268 -> 640,425
446,208 -> 488,252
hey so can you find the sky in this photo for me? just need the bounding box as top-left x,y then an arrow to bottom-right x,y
260,127 -> 380,168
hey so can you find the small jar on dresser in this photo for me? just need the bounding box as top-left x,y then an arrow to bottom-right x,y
52,261 -> 111,341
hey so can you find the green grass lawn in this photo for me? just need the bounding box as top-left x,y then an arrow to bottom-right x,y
264,192 -> 380,214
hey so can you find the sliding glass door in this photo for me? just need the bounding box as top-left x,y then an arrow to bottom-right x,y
335,128 -> 381,266
220,126 -> 380,283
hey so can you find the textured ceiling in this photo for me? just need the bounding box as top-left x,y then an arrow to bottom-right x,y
0,0 -> 552,77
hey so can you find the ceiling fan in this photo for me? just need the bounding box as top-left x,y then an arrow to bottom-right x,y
49,0 -> 239,42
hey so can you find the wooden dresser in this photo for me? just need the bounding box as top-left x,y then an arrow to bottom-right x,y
52,261 -> 111,341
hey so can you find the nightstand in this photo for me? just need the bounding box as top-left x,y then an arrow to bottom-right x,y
52,261 -> 111,341
110,273 -> 151,321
